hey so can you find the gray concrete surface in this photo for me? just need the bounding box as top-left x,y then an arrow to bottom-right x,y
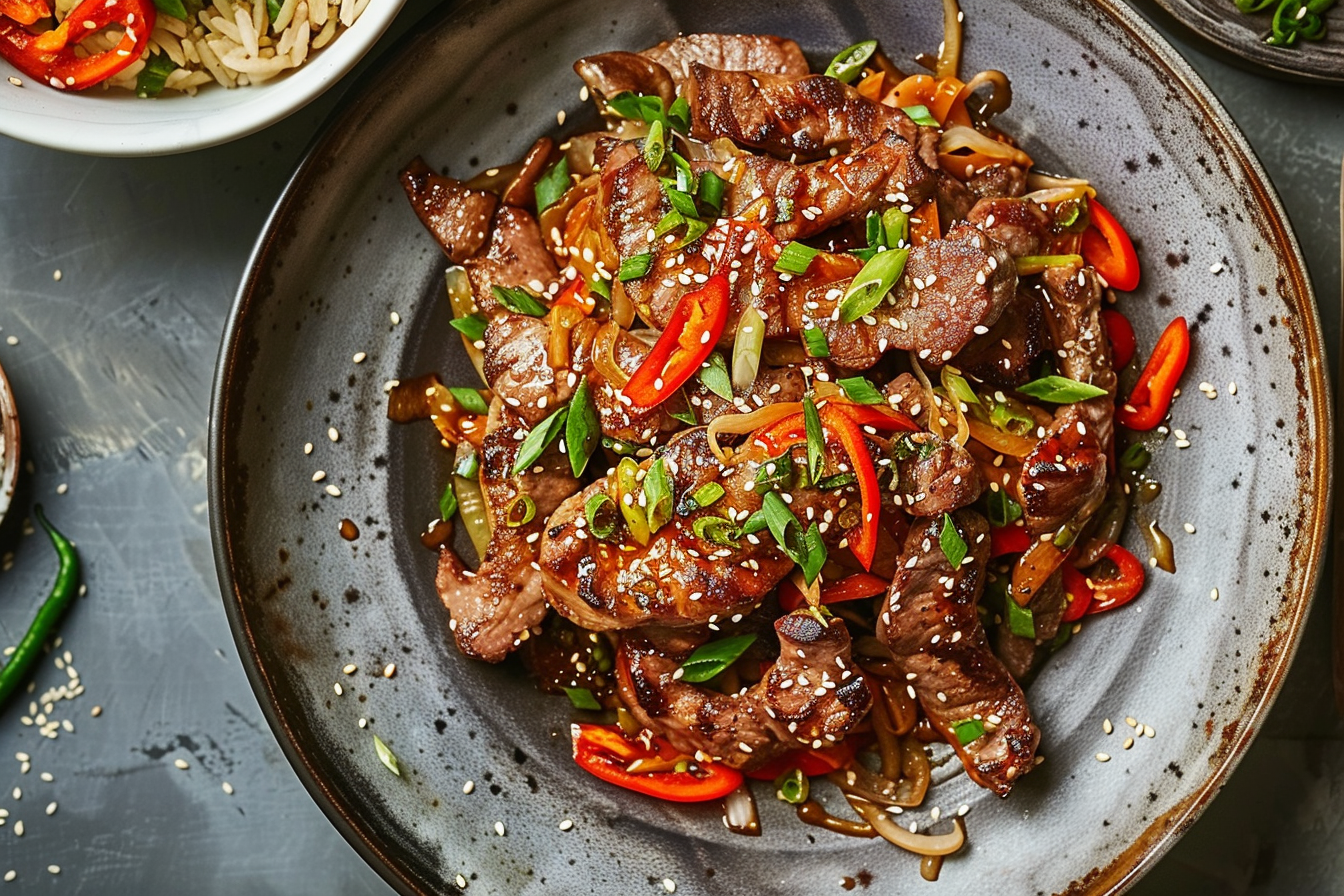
0,0 -> 1339,891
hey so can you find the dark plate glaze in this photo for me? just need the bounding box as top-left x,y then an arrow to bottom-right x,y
1153,0 -> 1344,84
209,0 -> 1330,893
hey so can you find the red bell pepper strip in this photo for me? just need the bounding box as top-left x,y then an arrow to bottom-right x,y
753,412 -> 806,456
552,277 -> 596,315
820,405 -> 880,571
623,271 -> 731,409
1084,545 -> 1146,615
777,572 -> 890,611
571,723 -> 742,802
828,401 -> 920,434
744,740 -> 859,781
1081,199 -> 1140,292
1060,562 -> 1093,622
1115,317 -> 1190,431
0,0 -> 154,91
990,524 -> 1031,558
0,0 -> 50,25
1100,308 -> 1136,369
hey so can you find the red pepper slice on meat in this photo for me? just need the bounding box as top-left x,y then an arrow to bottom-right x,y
829,402 -> 920,434
0,0 -> 50,25
1060,562 -> 1093,622
571,723 -> 742,802
622,270 -> 731,409
1115,317 -> 1190,431
1083,545 -> 1146,615
1100,308 -> 1136,369
744,740 -> 858,781
819,404 -> 880,571
0,0 -> 154,91
1081,199 -> 1140,292
990,524 -> 1031,558
777,572 -> 890,611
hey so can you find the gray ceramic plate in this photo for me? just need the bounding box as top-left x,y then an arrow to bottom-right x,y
210,0 -> 1331,893
0,359 -> 18,527
1153,0 -> 1344,84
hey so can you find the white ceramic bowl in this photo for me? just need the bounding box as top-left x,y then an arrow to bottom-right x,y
0,0 -> 404,156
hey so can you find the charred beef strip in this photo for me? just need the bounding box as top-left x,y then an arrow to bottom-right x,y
890,432 -> 985,516
399,157 -> 497,263
539,427 -> 863,631
994,569 -> 1066,684
789,223 -> 1017,370
965,196 -> 1053,258
950,285 -> 1045,388
465,206 -> 559,312
435,403 -> 578,662
643,33 -> 808,87
617,611 -> 871,769
728,128 -> 939,242
685,64 -> 915,162
1018,264 -> 1115,535
573,51 -> 676,107
483,312 -> 595,429
878,510 -> 1039,795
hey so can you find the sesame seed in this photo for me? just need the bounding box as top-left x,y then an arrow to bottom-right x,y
1144,725 -> 1156,738
325,484 -> 342,497
10,788 -> 17,800
390,311 -> 401,325
663,879 -> 677,893
353,352 -> 367,363
312,470 -> 326,482
456,875 -> 468,889
1228,381 -> 1237,395
1210,588 -> 1220,601
47,865 -> 59,875
343,664 -> 357,675
463,780 -> 475,794
304,442 -> 314,455
358,718 -> 367,728
14,753 -> 27,763
38,772 -> 51,783
494,821 -> 506,836
12,821 -> 21,836
5,337 -> 16,346
559,819 -> 573,831
222,781 -> 235,795
334,683 -> 343,696
1183,522 -> 1196,534
53,269 -> 62,281
91,705 -> 102,717
1095,753 -> 1110,762
1102,718 -> 1113,735
1125,717 -> 1138,728
7,76 -> 20,86
1123,737 -> 1134,749
383,663 -> 396,678
45,802 -> 56,816
3,871 -> 12,881
327,427 -> 339,442
56,483 -> 68,495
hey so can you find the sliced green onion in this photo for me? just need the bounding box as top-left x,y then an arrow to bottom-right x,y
616,457 -> 652,545
585,493 -> 620,539
693,516 -> 739,547
732,307 -> 766,391
952,719 -> 986,746
510,405 -> 568,476
774,241 -> 820,275
450,313 -> 488,343
985,489 -> 1023,529
946,373 -> 980,407
372,734 -> 401,777
566,376 -> 600,478
492,285 -> 549,317
670,152 -> 697,194
667,95 -> 691,134
678,634 -> 756,683
816,471 -> 856,490
665,188 -> 701,219
534,156 -> 571,214
901,104 -> 940,127
643,119 -> 666,172
1051,624 -> 1073,651
135,53 -> 177,98
823,39 -> 877,83
618,252 -> 654,282
774,768 -> 809,804
1119,442 -> 1151,473
563,687 -> 603,710
675,217 -> 710,249
799,522 -> 826,584
738,508 -> 769,536
1015,254 -> 1084,276
689,481 -> 725,510
643,457 -> 674,534
448,387 -> 489,415
803,395 -> 825,484
589,274 -> 612,300
1017,375 -> 1108,404
1053,524 -> 1077,551
939,513 -> 967,568
754,454 -> 796,494
989,400 -> 1035,436
865,212 -> 883,249
262,0 -> 279,19
454,448 -> 480,480
1006,598 -> 1035,638
602,436 -> 639,456
504,494 -> 537,528
881,207 -> 909,248
699,352 -> 733,400
838,247 -> 910,323
836,376 -> 885,405
606,91 -> 667,123
698,171 -> 726,215
669,406 -> 698,426
654,209 -> 684,237
761,491 -> 825,584
438,479 -> 458,522
802,326 -> 831,359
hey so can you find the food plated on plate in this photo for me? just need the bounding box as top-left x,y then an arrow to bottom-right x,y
392,5 -> 1193,877
0,0 -> 369,95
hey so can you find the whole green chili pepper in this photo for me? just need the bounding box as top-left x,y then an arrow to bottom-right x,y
0,506 -> 81,705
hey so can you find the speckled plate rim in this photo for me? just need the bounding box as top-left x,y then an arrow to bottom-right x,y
207,1 -> 1333,894
0,359 -> 19,528
1151,0 -> 1344,84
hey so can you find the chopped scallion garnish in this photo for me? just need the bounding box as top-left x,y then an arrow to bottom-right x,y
1006,597 -> 1035,638
823,39 -> 877,83
952,719 -> 986,745
534,156 -> 571,214
643,457 -> 674,534
838,247 -> 910,323
510,405 -> 568,476
802,326 -> 830,358
135,53 -> 177,98
901,104 -> 940,127
565,376 -> 600,477
449,387 -> 489,415
1017,375 -> 1108,403
692,516 -> 739,547
372,734 -> 401,777
450,314 -> 488,343
732,307 -> 766,392
775,241 -> 821,275
438,479 -> 457,522
585,493 -> 619,539
492,285 -> 549,317
643,119 -> 666,172
504,494 -> 537,528
563,687 -> 602,710
698,352 -> 733,400
689,481 -> 725,510
939,513 -> 967,568
698,171 -> 726,215
985,489 -> 1023,528
836,376 -> 885,405
618,252 -> 654,282
678,634 -> 756,683
803,395 -> 825,484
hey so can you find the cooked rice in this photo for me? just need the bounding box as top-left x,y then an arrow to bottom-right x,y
46,0 -> 367,96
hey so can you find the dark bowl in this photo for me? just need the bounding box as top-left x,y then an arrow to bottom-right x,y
1152,0 -> 1344,84
209,0 -> 1330,893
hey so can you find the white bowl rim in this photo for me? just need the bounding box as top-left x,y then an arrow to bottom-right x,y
0,0 -> 404,156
